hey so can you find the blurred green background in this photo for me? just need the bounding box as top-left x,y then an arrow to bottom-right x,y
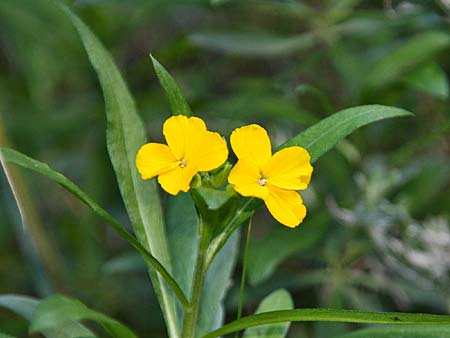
0,0 -> 449,337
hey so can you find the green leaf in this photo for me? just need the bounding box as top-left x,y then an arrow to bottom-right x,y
202,309 -> 450,338
0,148 -> 187,308
365,31 -> 450,89
0,332 -> 18,338
402,63 -> 449,99
243,289 -> 293,338
190,31 -> 315,57
150,55 -> 192,116
0,295 -> 94,338
165,194 -> 196,292
335,325 -> 450,338
30,295 -> 137,338
197,230 -> 240,336
166,193 -> 198,331
54,3 -> 180,337
282,105 -> 413,162
247,214 -> 328,285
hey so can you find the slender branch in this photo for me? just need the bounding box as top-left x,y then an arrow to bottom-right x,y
235,213 -> 253,338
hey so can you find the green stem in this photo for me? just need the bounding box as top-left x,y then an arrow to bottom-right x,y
182,219 -> 210,338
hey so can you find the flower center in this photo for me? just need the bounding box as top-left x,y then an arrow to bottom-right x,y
258,177 -> 267,186
179,159 -> 188,168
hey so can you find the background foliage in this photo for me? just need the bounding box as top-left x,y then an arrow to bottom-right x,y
0,0 -> 449,337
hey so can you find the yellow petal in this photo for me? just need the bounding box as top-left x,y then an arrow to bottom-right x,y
136,143 -> 178,179
230,124 -> 272,171
228,160 -> 268,199
163,115 -> 207,160
186,130 -> 228,172
157,164 -> 198,195
263,185 -> 306,227
263,146 -> 313,190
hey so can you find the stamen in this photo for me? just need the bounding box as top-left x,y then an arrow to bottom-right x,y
179,159 -> 187,168
258,178 -> 267,186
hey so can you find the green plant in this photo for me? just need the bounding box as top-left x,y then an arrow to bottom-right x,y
1,2 -> 450,338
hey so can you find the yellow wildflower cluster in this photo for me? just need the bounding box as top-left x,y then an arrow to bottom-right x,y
136,115 -> 313,228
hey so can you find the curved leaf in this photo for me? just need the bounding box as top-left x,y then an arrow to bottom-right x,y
30,295 -> 137,338
335,325 -> 450,338
54,3 -> 180,337
190,31 -> 315,57
282,105 -> 413,162
0,148 -> 188,307
202,309 -> 450,338
0,295 -> 94,338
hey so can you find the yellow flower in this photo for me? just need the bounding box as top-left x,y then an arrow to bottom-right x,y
228,124 -> 313,227
136,115 -> 228,195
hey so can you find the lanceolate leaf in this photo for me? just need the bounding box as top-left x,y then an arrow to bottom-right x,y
0,148 -> 187,308
365,31 -> 450,89
30,295 -> 137,338
55,3 -> 180,337
282,105 -> 413,162
335,325 -> 450,338
202,309 -> 450,338
197,231 -> 239,336
150,55 -> 192,116
0,295 -> 94,338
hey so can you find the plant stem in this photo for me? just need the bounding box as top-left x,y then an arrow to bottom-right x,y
182,219 -> 210,338
235,214 -> 253,338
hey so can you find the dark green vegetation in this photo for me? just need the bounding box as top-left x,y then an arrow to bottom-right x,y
0,1 -> 449,337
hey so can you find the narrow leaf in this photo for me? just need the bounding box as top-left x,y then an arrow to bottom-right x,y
335,325 -> 450,338
282,105 -> 413,162
0,148 -> 187,307
190,31 -> 314,57
30,295 -> 137,338
0,295 -> 94,338
202,309 -> 450,338
365,31 -> 450,89
150,55 -> 192,116
243,289 -> 293,338
54,3 -> 180,337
